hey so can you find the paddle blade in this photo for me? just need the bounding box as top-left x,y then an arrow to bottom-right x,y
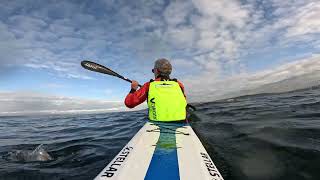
81,60 -> 120,77
81,60 -> 142,87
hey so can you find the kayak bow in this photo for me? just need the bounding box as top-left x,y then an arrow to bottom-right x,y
94,121 -> 224,180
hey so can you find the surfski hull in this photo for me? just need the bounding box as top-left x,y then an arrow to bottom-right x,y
94,122 -> 224,180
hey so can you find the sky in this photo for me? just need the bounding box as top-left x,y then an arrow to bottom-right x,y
0,0 -> 320,115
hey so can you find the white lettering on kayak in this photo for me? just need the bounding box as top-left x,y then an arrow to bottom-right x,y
200,152 -> 222,180
101,146 -> 133,178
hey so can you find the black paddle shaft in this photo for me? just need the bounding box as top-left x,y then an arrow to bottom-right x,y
81,60 -> 142,87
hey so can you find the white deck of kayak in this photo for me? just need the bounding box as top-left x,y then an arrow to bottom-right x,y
94,122 -> 224,180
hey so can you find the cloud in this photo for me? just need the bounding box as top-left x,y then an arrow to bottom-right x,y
8,15 -> 47,32
0,2 -> 110,79
0,0 -> 320,107
246,0 -> 320,48
1,0 -> 319,69
0,91 -> 147,115
24,61 -> 93,80
163,1 -> 193,27
185,54 -> 320,102
285,2 -> 320,37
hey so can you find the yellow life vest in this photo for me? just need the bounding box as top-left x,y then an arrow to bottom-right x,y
148,80 -> 187,121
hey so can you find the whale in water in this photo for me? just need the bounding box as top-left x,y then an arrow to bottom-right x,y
7,144 -> 53,162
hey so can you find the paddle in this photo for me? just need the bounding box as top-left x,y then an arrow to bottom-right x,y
81,60 -> 142,87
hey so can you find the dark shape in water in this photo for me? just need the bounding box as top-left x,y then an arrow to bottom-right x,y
6,144 -> 53,162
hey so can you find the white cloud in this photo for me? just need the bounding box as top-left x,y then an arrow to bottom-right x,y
185,54 -> 320,102
248,0 -> 320,48
1,0 -> 319,65
285,2 -> 320,37
0,91 -> 147,115
24,61 -> 93,80
192,0 -> 250,28
165,26 -> 196,48
163,0 -> 192,26
8,15 -> 47,32
0,22 -> 15,40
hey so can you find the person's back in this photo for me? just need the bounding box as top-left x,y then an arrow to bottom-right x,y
125,58 -> 187,122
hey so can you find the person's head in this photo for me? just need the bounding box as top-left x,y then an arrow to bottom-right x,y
152,58 -> 172,79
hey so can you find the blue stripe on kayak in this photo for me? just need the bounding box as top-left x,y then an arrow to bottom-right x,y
144,123 -> 184,180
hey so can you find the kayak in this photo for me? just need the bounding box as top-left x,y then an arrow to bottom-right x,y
94,121 -> 224,180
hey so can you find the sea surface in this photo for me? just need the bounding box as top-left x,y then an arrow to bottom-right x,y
1,86 -> 320,180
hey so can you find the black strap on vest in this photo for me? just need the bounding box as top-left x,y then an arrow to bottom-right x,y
150,78 -> 177,82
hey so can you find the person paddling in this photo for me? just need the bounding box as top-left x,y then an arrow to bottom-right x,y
125,58 -> 187,122
81,59 -> 224,180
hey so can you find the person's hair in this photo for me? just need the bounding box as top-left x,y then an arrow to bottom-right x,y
154,58 -> 172,78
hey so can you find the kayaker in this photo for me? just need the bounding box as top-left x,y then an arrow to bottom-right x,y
125,58 -> 187,121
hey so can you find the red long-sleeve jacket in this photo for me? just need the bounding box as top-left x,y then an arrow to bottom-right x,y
125,78 -> 186,108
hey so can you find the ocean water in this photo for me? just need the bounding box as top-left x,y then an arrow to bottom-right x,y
1,86 -> 320,180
